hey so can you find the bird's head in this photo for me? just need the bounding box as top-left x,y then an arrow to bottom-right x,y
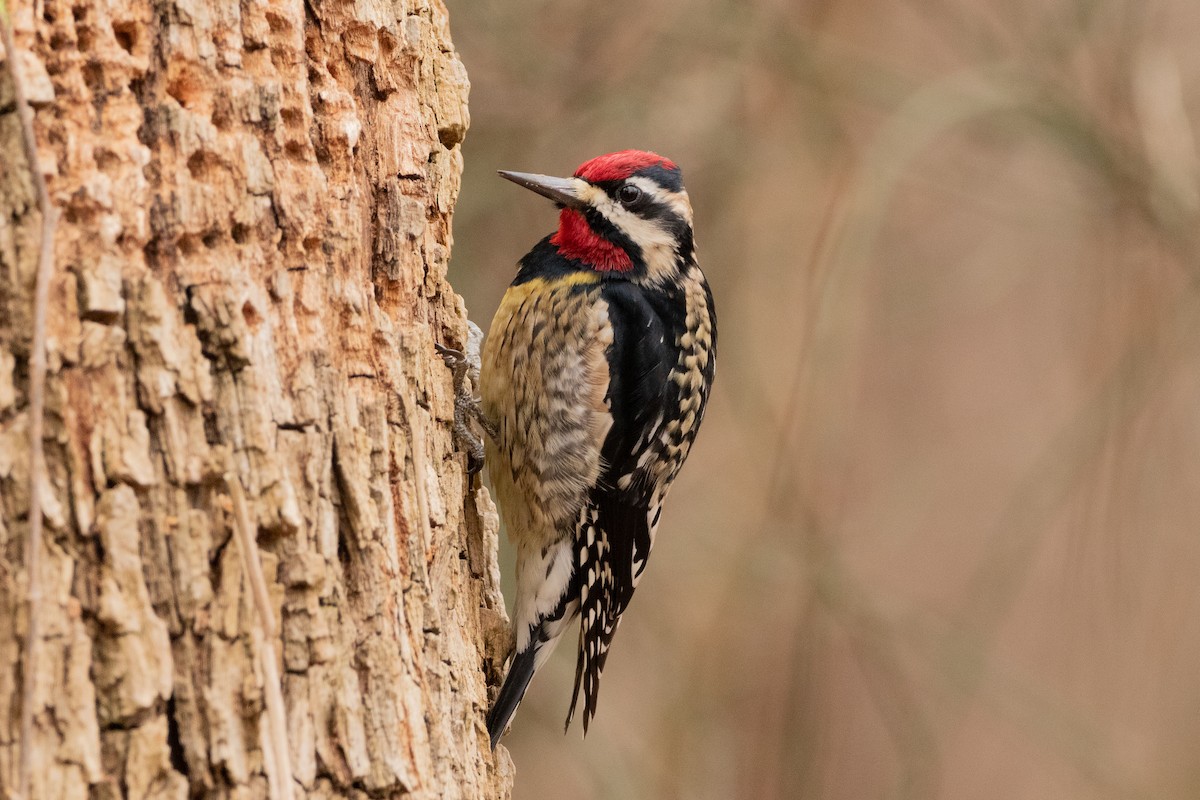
499,150 -> 695,284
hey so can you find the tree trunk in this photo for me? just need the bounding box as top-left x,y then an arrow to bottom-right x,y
0,0 -> 512,797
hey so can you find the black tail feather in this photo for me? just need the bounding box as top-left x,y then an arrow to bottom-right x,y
564,611 -> 615,736
487,645 -> 538,749
564,514 -> 623,736
565,626 -> 585,733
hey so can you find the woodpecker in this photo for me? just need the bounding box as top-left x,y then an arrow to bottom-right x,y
478,150 -> 716,748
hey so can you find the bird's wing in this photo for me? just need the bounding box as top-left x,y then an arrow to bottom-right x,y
566,281 -> 677,732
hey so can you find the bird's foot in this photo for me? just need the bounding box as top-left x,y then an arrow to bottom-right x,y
436,323 -> 494,476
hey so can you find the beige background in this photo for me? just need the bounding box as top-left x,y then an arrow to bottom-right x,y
446,1 -> 1200,798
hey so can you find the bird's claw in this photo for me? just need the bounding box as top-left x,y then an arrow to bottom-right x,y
437,322 -> 493,477
435,342 -> 465,368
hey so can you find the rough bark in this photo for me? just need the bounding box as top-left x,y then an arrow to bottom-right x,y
0,0 -> 512,797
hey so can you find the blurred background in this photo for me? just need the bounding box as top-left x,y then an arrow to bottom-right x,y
442,1 -> 1200,797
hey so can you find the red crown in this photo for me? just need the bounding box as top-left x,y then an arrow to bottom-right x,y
574,150 -> 678,183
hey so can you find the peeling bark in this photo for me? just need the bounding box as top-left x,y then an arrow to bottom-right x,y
0,0 -> 512,796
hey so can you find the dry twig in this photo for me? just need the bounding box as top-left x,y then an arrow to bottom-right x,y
2,6 -> 58,798
226,474 -> 295,800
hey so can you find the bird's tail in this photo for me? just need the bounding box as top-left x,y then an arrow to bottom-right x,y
487,536 -> 578,747
564,542 -> 619,735
487,645 -> 538,749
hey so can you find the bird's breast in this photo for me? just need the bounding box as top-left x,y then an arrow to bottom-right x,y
480,276 -> 614,547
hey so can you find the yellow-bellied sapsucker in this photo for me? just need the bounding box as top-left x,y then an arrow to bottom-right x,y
477,150 -> 716,747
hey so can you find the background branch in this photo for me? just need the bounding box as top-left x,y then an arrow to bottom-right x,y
1,6 -> 58,799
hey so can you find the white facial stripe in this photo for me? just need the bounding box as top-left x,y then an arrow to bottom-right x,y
576,182 -> 609,208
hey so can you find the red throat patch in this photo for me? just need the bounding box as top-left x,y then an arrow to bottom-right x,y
574,150 -> 678,183
550,209 -> 633,272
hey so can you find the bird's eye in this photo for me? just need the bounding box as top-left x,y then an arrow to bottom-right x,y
617,184 -> 643,206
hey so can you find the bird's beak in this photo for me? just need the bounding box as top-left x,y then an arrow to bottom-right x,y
497,170 -> 586,210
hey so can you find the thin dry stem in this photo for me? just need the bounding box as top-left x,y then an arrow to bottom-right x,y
2,8 -> 58,799
226,473 -> 295,800
395,362 -> 434,549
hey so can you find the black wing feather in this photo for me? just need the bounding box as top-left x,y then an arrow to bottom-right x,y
566,281 -> 680,732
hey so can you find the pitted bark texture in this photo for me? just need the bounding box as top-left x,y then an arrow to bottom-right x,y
0,0 -> 512,797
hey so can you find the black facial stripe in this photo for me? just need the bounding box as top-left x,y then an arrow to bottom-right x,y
638,197 -> 684,224
637,164 -> 683,192
637,198 -> 694,264
675,225 -> 695,264
582,205 -> 643,261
